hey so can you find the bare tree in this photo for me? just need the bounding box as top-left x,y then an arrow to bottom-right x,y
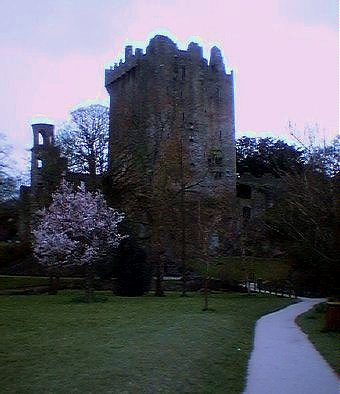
265,136 -> 339,295
0,133 -> 18,202
57,104 -> 109,185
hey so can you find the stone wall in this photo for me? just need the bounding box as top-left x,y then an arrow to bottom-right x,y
105,35 -> 236,197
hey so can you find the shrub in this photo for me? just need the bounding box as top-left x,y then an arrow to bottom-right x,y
0,242 -> 32,268
113,238 -> 152,296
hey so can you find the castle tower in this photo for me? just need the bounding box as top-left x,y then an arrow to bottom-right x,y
105,35 -> 237,268
31,123 -> 54,191
105,35 -> 236,196
30,123 -> 66,209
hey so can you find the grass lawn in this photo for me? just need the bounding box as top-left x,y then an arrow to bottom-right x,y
0,275 -> 83,291
0,275 -> 50,290
296,303 -> 339,375
0,291 -> 294,394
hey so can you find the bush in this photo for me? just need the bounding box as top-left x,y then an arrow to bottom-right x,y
0,242 -> 32,268
113,238 -> 152,296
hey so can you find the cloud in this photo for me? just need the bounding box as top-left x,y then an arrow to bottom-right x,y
278,0 -> 338,31
0,0 -> 130,56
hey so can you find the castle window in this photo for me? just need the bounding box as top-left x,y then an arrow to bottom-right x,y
219,130 -> 222,140
37,182 -> 44,193
243,206 -> 251,219
38,132 -> 44,145
214,171 -> 222,179
182,112 -> 185,121
208,150 -> 223,166
237,184 -> 252,199
37,159 -> 43,169
181,66 -> 186,80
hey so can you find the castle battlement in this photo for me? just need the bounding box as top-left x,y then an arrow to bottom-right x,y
105,34 -> 235,198
105,57 -> 139,86
105,35 -> 227,88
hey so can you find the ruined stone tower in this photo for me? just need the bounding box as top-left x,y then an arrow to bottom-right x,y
105,35 -> 236,196
30,123 -> 66,209
19,123 -> 66,242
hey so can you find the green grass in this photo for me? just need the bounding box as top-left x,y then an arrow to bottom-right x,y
0,275 -> 82,291
296,303 -> 339,375
191,256 -> 290,282
0,291 -> 294,394
0,275 -> 50,290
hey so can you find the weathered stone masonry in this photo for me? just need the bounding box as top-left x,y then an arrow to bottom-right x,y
105,35 -> 236,196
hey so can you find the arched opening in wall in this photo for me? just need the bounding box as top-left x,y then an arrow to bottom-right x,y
242,206 -> 251,219
214,171 -> 222,180
38,132 -> 44,145
37,159 -> 43,169
237,184 -> 252,199
37,182 -> 44,194
208,149 -> 223,166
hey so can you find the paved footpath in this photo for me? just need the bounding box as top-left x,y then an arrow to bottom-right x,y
244,298 -> 339,394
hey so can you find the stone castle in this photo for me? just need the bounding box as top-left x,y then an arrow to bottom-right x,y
21,35 -> 278,265
105,35 -> 236,196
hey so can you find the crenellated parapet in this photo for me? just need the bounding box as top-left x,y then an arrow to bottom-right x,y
105,44 -> 145,86
105,35 -> 229,88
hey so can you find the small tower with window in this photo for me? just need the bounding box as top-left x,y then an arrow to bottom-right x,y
30,123 -> 66,208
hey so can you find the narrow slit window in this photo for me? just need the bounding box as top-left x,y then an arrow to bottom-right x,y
181,66 -> 186,80
243,207 -> 251,219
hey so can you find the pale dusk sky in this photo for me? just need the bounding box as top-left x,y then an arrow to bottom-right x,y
0,0 -> 338,172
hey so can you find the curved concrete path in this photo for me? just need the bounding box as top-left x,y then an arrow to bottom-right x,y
244,298 -> 339,394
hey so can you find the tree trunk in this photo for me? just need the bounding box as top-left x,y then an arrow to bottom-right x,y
202,257 -> 210,310
202,276 -> 209,311
154,254 -> 165,297
88,150 -> 97,190
48,268 -> 60,295
85,263 -> 95,302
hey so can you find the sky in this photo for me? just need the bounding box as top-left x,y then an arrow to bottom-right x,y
0,0 -> 338,173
